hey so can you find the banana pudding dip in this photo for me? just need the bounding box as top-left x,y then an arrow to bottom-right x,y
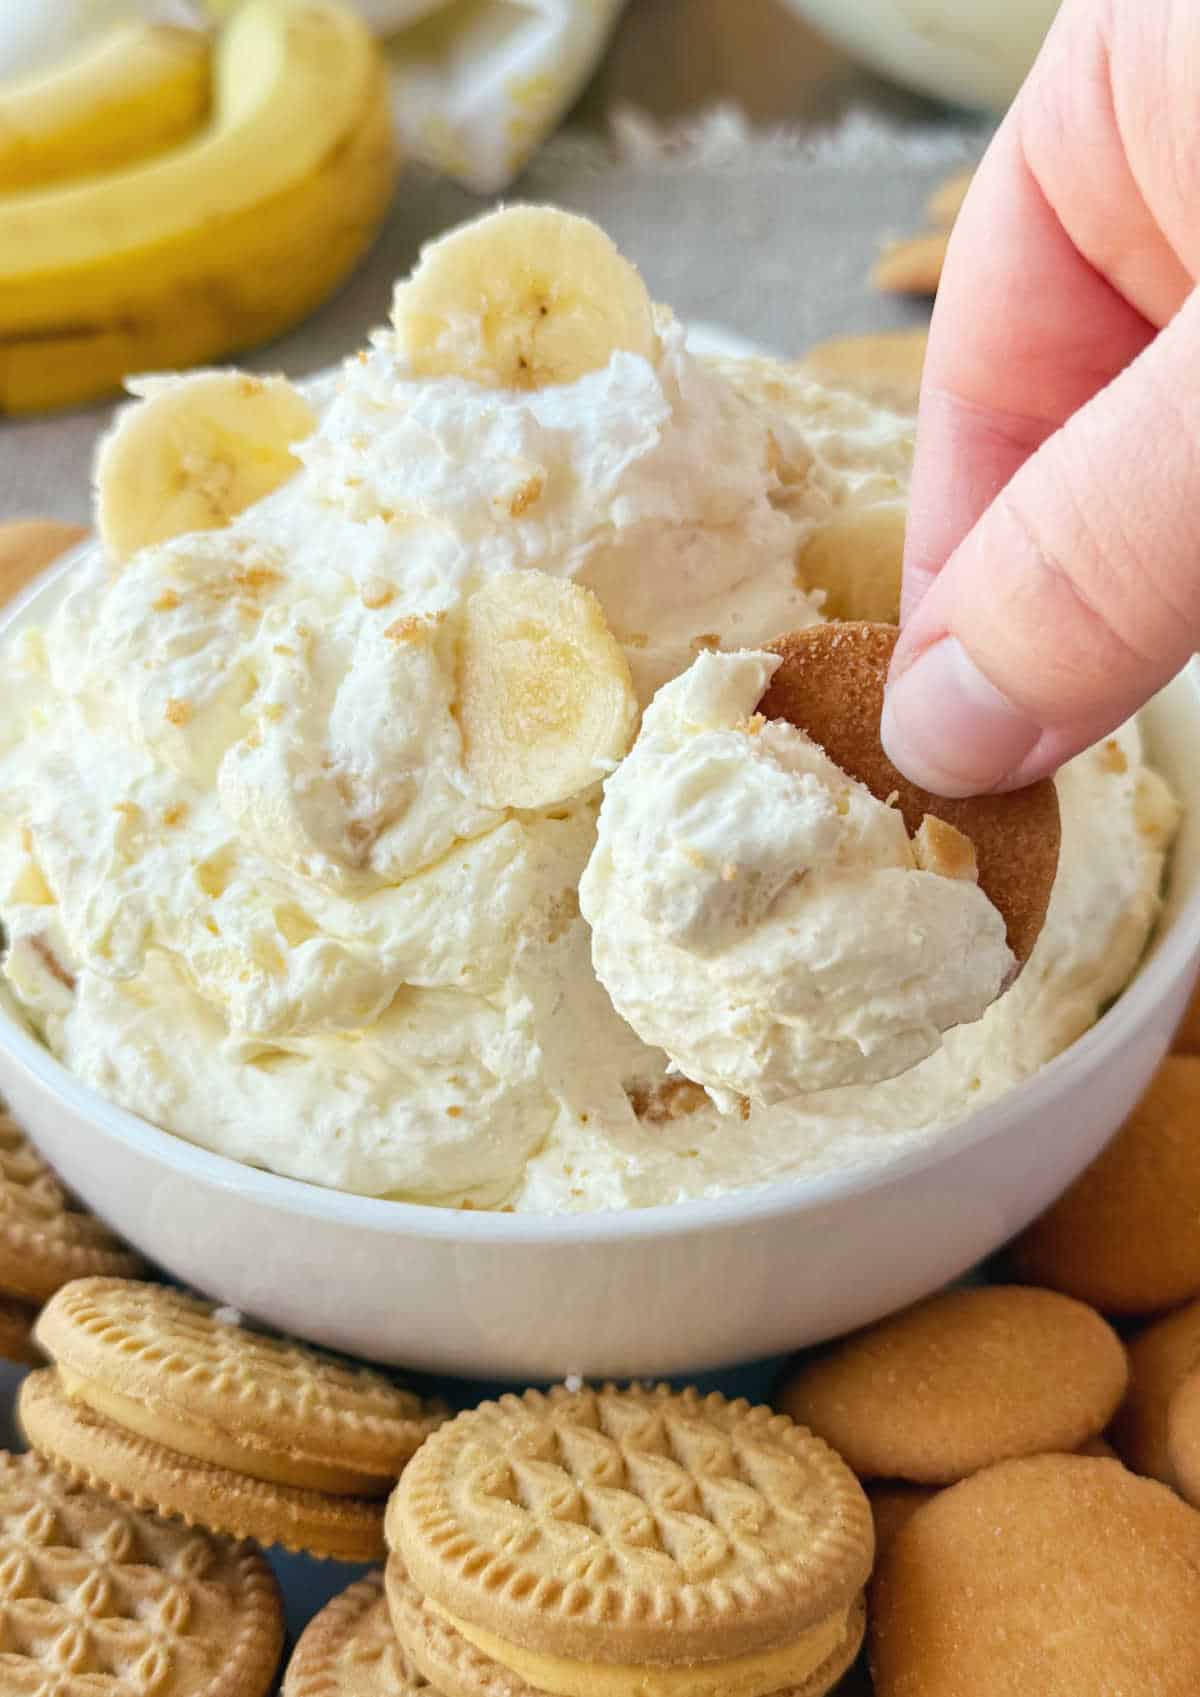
0,208 -> 1179,1212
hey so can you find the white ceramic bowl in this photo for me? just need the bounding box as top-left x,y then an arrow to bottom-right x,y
781,0 -> 1060,111
2,552 -> 1198,1381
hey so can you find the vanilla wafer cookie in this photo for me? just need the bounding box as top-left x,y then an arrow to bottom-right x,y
777,1286 -> 1127,1484
19,1368 -> 388,1562
387,1382 -> 873,1697
760,623 -> 1060,965
0,1111 -> 144,1303
285,1571 -> 427,1696
35,1278 -> 445,1497
0,1446 -> 283,1695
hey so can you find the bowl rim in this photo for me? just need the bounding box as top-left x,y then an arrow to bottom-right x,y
2,549 -> 1199,1246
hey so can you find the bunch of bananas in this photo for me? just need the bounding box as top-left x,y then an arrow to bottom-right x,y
0,0 -> 397,414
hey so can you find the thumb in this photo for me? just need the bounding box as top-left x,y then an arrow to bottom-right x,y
882,287 -> 1200,797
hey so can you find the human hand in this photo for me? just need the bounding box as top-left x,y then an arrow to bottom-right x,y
881,0 -> 1200,797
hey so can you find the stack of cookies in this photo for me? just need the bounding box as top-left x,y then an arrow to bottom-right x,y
19,1275 -> 447,1561
288,1381 -> 876,1697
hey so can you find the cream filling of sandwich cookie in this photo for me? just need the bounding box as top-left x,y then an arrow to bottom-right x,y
0,206 -> 1180,1211
55,1366 -> 384,1496
423,1597 -> 850,1697
579,650 -> 1015,1106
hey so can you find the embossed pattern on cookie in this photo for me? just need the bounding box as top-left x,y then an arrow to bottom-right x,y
0,1447 -> 282,1696
388,1383 -> 873,1665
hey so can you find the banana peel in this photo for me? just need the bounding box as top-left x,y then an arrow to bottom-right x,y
0,0 -> 398,414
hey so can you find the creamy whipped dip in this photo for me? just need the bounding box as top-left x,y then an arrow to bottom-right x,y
579,650 -> 1014,1108
0,211 -> 1180,1212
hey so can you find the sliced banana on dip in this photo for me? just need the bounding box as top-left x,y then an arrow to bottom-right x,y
390,204 -> 659,389
96,369 -> 317,561
458,570 -> 638,810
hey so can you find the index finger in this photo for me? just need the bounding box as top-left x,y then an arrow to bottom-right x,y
901,60 -> 1168,623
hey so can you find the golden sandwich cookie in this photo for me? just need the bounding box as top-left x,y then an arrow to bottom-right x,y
777,1285 -> 1127,1484
19,1367 -> 390,1562
1009,1056 -> 1200,1314
385,1382 -> 873,1697
24,1276 -> 447,1559
0,1446 -> 284,1695
870,1454 -> 1200,1696
284,1571 -> 427,1696
34,1277 -> 445,1494
0,1110 -> 144,1304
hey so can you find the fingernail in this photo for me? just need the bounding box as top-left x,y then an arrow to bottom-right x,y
881,636 -> 1042,797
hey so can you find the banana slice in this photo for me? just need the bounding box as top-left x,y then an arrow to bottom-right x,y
459,571 -> 638,810
96,369 -> 317,562
391,205 -> 658,390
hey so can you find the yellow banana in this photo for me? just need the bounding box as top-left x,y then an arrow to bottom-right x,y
459,572 -> 639,810
0,22 -> 212,193
0,0 -> 397,415
392,206 -> 658,390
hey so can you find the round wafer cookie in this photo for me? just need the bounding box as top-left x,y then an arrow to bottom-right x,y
0,1111 -> 144,1303
869,1454 -> 1200,1696
284,1571 -> 428,1696
1009,1057 -> 1200,1313
19,1368 -> 389,1562
777,1286 -> 1127,1484
1109,1299 -> 1200,1483
35,1278 -> 445,1496
758,623 -> 1060,964
387,1382 -> 873,1667
0,1445 -> 283,1696
384,1555 -> 866,1697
